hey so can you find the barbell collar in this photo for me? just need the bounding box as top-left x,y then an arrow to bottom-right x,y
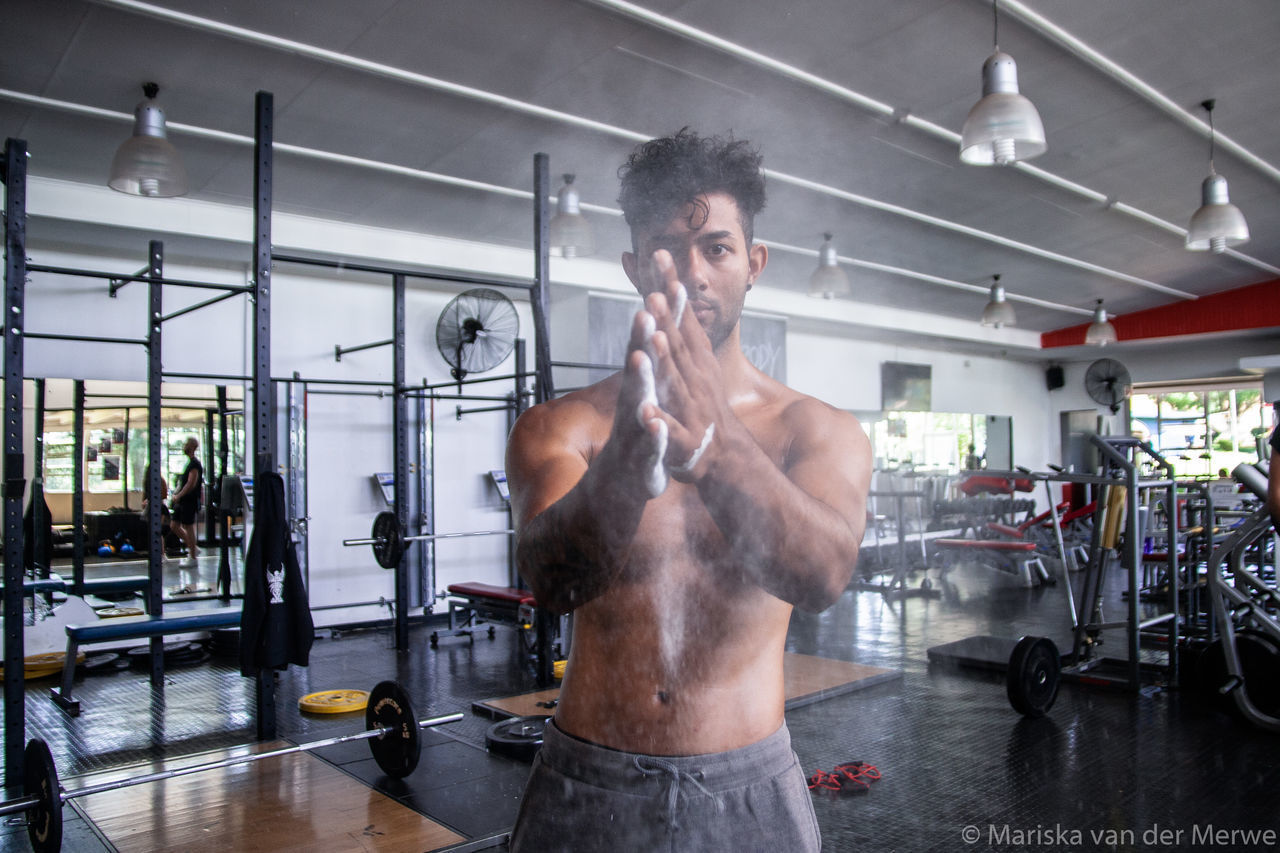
62,712 -> 463,803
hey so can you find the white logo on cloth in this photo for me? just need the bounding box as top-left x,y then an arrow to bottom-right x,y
267,568 -> 286,604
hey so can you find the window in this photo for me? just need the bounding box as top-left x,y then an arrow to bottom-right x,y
1129,385 -> 1272,478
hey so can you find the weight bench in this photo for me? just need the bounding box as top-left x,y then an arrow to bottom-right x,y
431,582 -> 537,645
934,538 -> 1051,587
52,608 -> 241,715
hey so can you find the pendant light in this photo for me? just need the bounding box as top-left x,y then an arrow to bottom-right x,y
1084,299 -> 1117,346
807,233 -> 850,298
549,174 -> 595,258
959,1 -> 1046,166
108,82 -> 189,198
980,274 -> 1016,327
1186,100 -> 1249,253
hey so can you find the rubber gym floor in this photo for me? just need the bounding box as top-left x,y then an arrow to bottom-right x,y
3,550 -> 1279,852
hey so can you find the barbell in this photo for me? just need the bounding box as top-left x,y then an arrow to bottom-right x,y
343,510 -> 514,569
3,681 -> 460,853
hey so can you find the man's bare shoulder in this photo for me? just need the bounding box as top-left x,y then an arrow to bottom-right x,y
510,374 -> 622,448
767,383 -> 867,457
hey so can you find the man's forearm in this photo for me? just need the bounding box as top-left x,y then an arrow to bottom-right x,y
516,442 -> 649,614
695,419 -> 863,613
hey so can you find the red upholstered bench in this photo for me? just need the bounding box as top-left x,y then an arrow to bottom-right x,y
934,538 -> 1049,587
985,522 -> 1026,540
431,582 -> 538,646
445,582 -> 536,606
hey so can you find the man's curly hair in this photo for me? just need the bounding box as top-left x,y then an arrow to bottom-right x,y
617,129 -> 766,247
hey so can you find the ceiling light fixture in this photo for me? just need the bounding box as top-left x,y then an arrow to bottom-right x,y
807,233 -> 850,299
980,274 -> 1016,327
1084,299 -> 1117,346
549,174 -> 594,258
959,0 -> 1046,166
108,82 -> 188,198
1186,99 -> 1249,253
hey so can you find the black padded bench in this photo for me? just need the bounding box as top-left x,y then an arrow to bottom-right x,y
52,608 -> 241,715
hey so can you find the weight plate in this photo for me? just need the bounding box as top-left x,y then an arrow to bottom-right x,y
24,738 -> 62,853
366,680 -> 421,778
96,606 -> 144,618
1007,636 -> 1060,718
1196,632 -> 1280,718
486,715 -> 550,762
300,689 -> 370,714
372,511 -> 406,569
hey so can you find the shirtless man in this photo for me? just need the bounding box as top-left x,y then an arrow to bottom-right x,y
506,130 -> 871,851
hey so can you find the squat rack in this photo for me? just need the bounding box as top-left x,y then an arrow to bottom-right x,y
2,136 -> 269,785
253,90 -> 557,652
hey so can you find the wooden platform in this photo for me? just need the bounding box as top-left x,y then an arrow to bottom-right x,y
73,744 -> 464,852
473,652 -> 900,718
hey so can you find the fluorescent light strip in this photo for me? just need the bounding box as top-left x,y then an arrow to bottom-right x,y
1001,0 -> 1280,187
3,87 -> 1090,318
585,0 -> 1278,280
87,0 -> 1187,297
760,239 -> 1093,316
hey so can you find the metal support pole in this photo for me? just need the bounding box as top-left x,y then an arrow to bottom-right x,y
252,91 -> 277,740
392,273 -> 409,650
3,138 -> 29,788
217,385 -> 231,601
531,154 -> 554,404
72,380 -> 85,588
203,407 -> 215,547
146,241 -> 165,688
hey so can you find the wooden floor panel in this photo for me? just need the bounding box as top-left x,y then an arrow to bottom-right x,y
474,652 -> 899,718
76,750 -> 464,853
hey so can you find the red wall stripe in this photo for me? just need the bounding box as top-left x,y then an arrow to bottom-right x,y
1041,277 -> 1280,348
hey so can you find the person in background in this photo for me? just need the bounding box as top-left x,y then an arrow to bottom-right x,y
170,437 -> 203,568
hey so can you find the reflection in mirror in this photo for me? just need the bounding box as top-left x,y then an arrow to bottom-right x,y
25,378 -> 246,622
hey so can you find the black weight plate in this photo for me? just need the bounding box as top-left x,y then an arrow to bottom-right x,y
366,680 -> 421,778
372,511 -> 405,569
1007,636 -> 1060,718
486,715 -> 550,763
1196,631 -> 1280,718
24,738 -> 61,853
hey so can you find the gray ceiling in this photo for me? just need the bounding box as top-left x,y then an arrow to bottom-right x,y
3,0 -> 1279,340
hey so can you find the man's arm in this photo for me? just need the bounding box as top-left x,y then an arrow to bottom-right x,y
698,400 -> 870,612
507,317 -> 669,614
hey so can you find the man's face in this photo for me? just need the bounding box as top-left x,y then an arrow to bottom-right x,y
623,192 -> 766,351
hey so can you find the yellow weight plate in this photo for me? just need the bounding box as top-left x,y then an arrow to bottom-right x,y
299,689 -> 370,714
553,659 -> 567,680
96,607 -> 144,618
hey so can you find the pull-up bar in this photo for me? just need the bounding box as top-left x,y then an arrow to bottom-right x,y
25,263 -> 252,294
334,338 -> 393,361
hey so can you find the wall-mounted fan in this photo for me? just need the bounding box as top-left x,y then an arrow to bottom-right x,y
435,288 -> 519,383
1084,358 -> 1132,414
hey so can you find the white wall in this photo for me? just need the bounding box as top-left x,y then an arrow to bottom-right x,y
15,178 -> 1278,626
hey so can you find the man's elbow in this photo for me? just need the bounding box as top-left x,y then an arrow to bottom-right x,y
796,549 -> 858,613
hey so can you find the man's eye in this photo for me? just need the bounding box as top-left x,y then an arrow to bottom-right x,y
708,244 -> 729,256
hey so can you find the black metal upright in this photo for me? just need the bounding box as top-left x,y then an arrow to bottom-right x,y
531,154 -> 554,405
253,91 -> 277,740
530,155 -> 557,687
72,380 -> 85,588
392,273 -> 409,650
146,241 -> 166,688
216,385 -> 231,601
3,138 -> 29,788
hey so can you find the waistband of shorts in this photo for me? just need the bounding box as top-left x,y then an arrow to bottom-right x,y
540,718 -> 795,793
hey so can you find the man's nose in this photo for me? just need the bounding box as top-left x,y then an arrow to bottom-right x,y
676,248 -> 710,291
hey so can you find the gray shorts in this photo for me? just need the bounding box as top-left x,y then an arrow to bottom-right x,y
509,719 -> 821,853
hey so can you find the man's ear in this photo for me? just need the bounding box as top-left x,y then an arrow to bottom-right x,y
622,251 -> 642,291
747,242 -> 768,286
